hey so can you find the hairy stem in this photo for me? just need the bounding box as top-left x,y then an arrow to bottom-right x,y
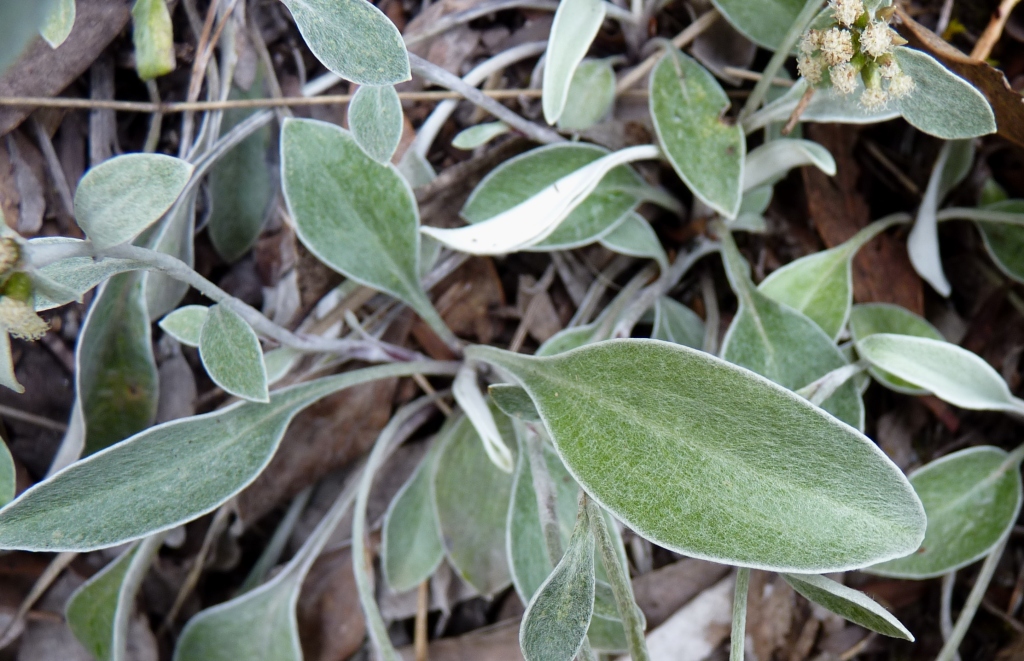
730,567 -> 751,661
935,534 -> 1009,661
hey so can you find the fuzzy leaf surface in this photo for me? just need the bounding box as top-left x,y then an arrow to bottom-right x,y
849,303 -> 943,395
199,304 -> 268,403
541,0 -> 605,124
382,444 -> 445,592
158,305 -> 208,347
349,84 -> 403,163
782,573 -> 913,640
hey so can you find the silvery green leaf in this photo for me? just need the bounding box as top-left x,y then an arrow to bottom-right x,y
868,446 -> 1023,579
40,0 -> 75,48
466,340 -> 926,572
131,0 -> 176,81
740,186 -> 772,216
453,364 -> 514,472
537,323 -> 599,357
758,217 -> 902,340
975,200 -> 1024,283
79,272 -> 158,455
460,144 -> 649,251
281,118 -> 452,343
0,440 -> 14,507
781,573 -> 913,640
175,465 -> 359,661
709,0 -> 805,50
907,141 -> 973,297
144,187 -> 197,320
158,305 -> 208,348
849,303 -> 943,395
720,233 -> 864,429
0,335 -> 20,393
263,347 -> 301,386
280,0 -> 410,86
199,304 -> 268,403
382,444 -> 444,592
519,503 -> 596,661
0,1 -> 57,73
652,297 -> 704,349
729,213 -> 767,233
490,384 -> 541,421
745,79 -> 900,133
426,145 -> 659,255
558,59 -> 616,131
397,150 -> 436,187
542,0 -> 606,124
895,48 -> 996,140
452,122 -> 510,150
349,85 -> 403,163
598,212 -> 668,270
66,535 -> 161,661
856,334 -> 1024,413
29,238 -> 145,311
651,48 -> 744,218
0,360 -> 453,551
74,154 -> 193,250
742,139 -> 835,192
208,77 -> 276,263
433,413 -> 516,595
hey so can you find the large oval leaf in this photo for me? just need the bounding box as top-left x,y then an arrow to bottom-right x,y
849,303 -> 943,395
466,340 -> 926,573
281,118 -> 451,342
461,144 -> 647,251
651,48 -> 744,218
74,154 -> 193,250
894,48 -> 996,140
0,361 -> 455,551
720,233 -> 864,428
868,446 -> 1023,579
280,0 -> 410,86
199,303 -> 268,403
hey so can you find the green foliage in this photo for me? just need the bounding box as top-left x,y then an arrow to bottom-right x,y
158,305 -> 208,347
0,440 -> 14,507
348,84 -> 404,163
542,0 -> 605,124
782,573 -> 913,640
558,59 -> 616,131
849,303 -> 943,395
131,0 -> 175,81
452,122 -> 510,150
198,304 -> 269,403
40,0 -> 75,48
382,443 -> 445,592
710,0 -> 807,50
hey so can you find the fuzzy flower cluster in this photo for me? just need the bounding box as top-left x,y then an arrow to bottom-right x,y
0,240 -> 48,342
796,0 -> 915,109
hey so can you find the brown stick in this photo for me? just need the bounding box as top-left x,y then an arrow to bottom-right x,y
971,0 -> 1023,60
781,85 -> 815,135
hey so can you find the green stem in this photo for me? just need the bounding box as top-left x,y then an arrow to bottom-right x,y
730,568 -> 751,661
935,534 -> 1009,661
739,0 -> 824,122
585,496 -> 650,661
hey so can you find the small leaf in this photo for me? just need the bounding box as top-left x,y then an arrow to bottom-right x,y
349,85 -> 403,163
467,340 -> 926,572
849,303 -> 943,395
709,0 -> 806,50
542,0 -> 606,124
742,139 -> 835,192
78,272 -> 158,455
652,297 -> 704,349
759,218 -> 900,340
199,304 -> 268,403
433,414 -> 516,595
558,59 -> 616,131
782,573 -> 914,640
29,238 -> 145,311
976,200 -> 1024,283
453,363 -> 514,472
651,47 -> 744,218
74,153 -> 193,250
895,48 -> 996,140
208,76 -> 276,263
40,0 -> 75,49
131,0 -> 176,81
489,384 -> 541,421
599,212 -> 668,271
425,145 -> 658,255
0,439 -> 14,507
869,446 -> 1023,578
281,118 -> 451,342
856,334 -> 1024,413
66,535 -> 161,661
452,122 -> 510,150
0,361 -> 453,551
721,232 -> 864,428
460,144 -> 649,252
519,503 -> 596,661
537,324 -> 599,357
158,305 -> 208,347
280,0 -> 409,86
382,445 -> 445,592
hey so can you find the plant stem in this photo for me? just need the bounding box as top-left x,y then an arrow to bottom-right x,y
523,423 -> 565,564
585,496 -> 650,661
739,0 -> 823,122
731,567 -> 751,661
935,534 -> 1009,661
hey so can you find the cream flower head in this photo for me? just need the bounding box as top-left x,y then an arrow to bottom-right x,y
861,21 -> 894,58
0,297 -> 48,341
830,63 -> 859,95
820,27 -> 855,66
829,0 -> 865,27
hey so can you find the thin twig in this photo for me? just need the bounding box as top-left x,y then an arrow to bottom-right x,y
30,118 -> 74,217
615,11 -> 720,94
0,403 -> 68,432
415,580 -> 430,661
721,67 -> 796,87
971,0 -> 1022,60
161,505 -> 232,633
781,85 -> 815,135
